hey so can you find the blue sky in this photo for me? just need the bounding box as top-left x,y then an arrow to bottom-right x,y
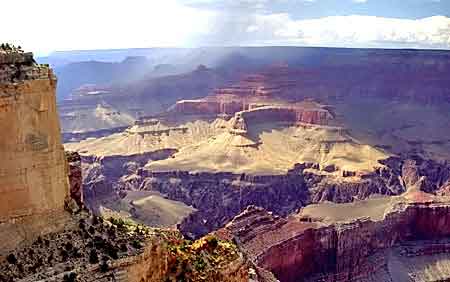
1,0 -> 449,53
183,0 -> 450,19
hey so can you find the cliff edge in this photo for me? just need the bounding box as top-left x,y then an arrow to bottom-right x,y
0,46 -> 70,253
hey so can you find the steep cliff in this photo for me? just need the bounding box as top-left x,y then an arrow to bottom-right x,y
0,48 -> 71,254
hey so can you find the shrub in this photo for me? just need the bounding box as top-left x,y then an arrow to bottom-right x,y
6,254 -> 17,264
60,250 -> 69,262
120,243 -> 128,252
89,249 -> 99,264
206,236 -> 218,249
131,240 -> 142,249
99,257 -> 109,272
105,242 -> 119,259
63,272 -> 77,282
65,242 -> 73,251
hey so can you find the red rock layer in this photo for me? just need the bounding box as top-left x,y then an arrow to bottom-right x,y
219,197 -> 450,282
167,65 -> 334,126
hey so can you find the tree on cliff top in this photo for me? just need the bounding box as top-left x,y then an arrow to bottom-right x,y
0,43 -> 23,52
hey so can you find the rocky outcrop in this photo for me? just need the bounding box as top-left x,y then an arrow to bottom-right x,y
62,125 -> 129,143
169,81 -> 333,128
139,171 -> 310,239
66,151 -> 83,208
0,213 -> 259,282
81,149 -> 177,208
381,155 -> 450,194
0,48 -> 70,253
219,195 -> 450,282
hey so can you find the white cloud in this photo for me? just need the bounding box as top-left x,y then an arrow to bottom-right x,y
196,13 -> 450,49
353,0 -> 368,3
1,0 -> 449,53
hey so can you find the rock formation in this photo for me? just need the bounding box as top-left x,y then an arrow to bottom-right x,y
218,193 -> 450,282
0,47 -> 71,253
0,46 -> 262,282
66,151 -> 83,208
168,68 -> 335,128
71,150 -> 450,241
0,214 -> 260,282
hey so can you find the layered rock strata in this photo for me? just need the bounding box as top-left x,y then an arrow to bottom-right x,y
218,192 -> 450,282
78,153 -> 450,239
0,48 -> 70,253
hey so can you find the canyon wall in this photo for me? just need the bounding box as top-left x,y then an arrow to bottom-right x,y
0,50 -> 70,253
219,199 -> 450,282
81,154 -> 450,240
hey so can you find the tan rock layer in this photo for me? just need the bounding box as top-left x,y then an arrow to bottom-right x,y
0,52 -> 70,252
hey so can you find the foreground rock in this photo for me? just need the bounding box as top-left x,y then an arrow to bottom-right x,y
0,47 -> 72,254
0,214 -> 262,282
217,190 -> 450,282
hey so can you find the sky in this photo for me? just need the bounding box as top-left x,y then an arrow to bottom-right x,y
1,0 -> 449,54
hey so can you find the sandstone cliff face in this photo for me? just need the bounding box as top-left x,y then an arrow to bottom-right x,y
0,50 -> 70,253
219,197 -> 450,282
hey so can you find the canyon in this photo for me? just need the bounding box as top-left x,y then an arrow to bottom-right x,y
63,51 -> 450,244
59,47 -> 450,282
3,45 -> 450,282
57,47 -> 450,142
217,192 -> 450,282
0,47 -> 261,282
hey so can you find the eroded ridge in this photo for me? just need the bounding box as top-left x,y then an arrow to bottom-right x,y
218,190 -> 450,282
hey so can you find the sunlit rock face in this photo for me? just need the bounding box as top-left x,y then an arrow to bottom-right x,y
0,48 -> 70,253
218,195 -> 450,282
168,65 -> 335,128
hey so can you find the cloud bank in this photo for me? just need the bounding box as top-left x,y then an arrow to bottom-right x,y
195,13 -> 450,49
0,0 -> 449,53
